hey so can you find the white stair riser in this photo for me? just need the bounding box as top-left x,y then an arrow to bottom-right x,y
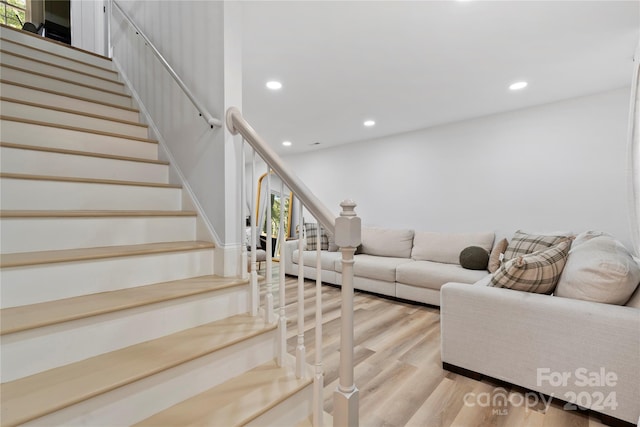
1,147 -> 166,183
0,39 -> 118,80
0,82 -> 138,122
0,52 -> 124,93
1,100 -> 147,138
2,286 -> 250,382
1,216 -> 195,253
246,383 -> 313,427
0,66 -> 131,108
1,249 -> 215,308
0,28 -> 114,70
0,119 -> 158,160
1,179 -> 182,210
22,331 -> 276,427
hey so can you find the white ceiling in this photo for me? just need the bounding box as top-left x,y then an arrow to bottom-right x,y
241,1 -> 639,155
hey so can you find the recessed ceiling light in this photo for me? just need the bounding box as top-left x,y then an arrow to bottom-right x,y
364,120 -> 375,127
266,81 -> 282,90
509,81 -> 528,91
282,141 -> 292,147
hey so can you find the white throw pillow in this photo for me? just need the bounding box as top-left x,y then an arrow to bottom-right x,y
555,236 -> 640,305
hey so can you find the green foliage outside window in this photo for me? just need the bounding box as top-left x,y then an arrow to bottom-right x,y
262,194 -> 290,238
1,0 -> 26,29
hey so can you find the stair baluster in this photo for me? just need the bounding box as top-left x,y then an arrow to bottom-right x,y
296,199 -> 306,378
250,148 -> 259,316
314,221 -> 324,427
265,169 -> 275,324
277,180 -> 287,366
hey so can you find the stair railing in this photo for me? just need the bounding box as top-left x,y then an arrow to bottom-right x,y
227,107 -> 360,427
109,0 -> 222,129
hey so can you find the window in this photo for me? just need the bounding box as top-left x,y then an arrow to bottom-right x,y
1,0 -> 27,29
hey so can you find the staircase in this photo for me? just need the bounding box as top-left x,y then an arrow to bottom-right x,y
0,26 -> 313,426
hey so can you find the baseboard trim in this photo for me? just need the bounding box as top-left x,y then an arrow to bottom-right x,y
442,362 -> 636,427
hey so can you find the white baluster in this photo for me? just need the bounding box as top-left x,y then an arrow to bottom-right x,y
313,220 -> 324,427
296,200 -> 306,378
265,170 -> 274,323
277,180 -> 287,366
250,149 -> 258,316
240,140 -> 247,280
333,200 -> 361,427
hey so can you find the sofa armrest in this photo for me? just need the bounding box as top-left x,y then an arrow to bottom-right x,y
283,239 -> 302,276
440,282 -> 640,424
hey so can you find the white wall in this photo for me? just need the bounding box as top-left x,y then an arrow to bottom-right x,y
279,88 -> 633,249
110,1 -> 244,274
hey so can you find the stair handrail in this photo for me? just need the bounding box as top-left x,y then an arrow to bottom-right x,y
110,0 -> 222,129
226,107 -> 336,234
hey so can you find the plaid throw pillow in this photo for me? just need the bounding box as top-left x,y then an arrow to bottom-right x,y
503,230 -> 571,262
490,240 -> 571,294
304,222 -> 329,251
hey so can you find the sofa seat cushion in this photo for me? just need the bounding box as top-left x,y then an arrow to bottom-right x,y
293,250 -> 342,271
397,261 -> 488,291
411,231 -> 495,264
335,254 -> 412,282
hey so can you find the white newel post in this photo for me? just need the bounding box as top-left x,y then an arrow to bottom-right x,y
333,200 -> 361,427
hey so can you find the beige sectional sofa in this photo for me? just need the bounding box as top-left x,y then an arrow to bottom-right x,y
440,233 -> 640,425
283,227 -> 495,306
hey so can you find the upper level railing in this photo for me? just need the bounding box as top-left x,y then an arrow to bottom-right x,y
110,0 -> 222,129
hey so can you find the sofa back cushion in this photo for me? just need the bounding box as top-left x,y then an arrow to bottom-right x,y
555,236 -> 640,305
411,231 -> 495,265
360,227 -> 414,258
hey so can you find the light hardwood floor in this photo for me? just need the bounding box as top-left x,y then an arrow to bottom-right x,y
265,273 -> 613,427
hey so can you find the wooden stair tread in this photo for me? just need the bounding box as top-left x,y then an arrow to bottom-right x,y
0,241 -> 215,268
0,142 -> 167,165
0,210 -> 195,218
0,63 -> 129,98
0,115 -> 157,143
0,79 -> 139,112
0,97 -> 147,128
1,275 -> 248,335
0,26 -> 115,64
0,49 -> 124,86
296,412 -> 334,427
134,360 -> 312,427
0,314 -> 274,427
0,172 -> 180,188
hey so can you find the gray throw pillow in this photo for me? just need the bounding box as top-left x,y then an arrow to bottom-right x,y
459,246 -> 490,270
